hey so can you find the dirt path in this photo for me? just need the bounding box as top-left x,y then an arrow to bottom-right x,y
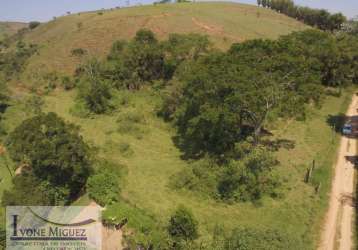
319,94 -> 357,250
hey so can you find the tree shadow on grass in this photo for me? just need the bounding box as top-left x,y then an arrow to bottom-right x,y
0,103 -> 9,114
172,125 -> 295,160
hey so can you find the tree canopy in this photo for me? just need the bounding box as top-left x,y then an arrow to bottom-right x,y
6,112 -> 92,201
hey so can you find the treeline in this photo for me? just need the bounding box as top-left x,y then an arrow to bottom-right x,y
257,0 -> 346,31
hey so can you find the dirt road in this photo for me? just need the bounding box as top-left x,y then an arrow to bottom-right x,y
319,94 -> 357,250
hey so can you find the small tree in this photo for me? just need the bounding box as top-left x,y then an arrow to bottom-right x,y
168,205 -> 198,242
124,30 -> 165,82
29,21 -> 41,30
77,59 -> 113,114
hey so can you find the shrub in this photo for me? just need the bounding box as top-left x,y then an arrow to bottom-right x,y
2,171 -> 68,206
169,158 -> 220,198
102,202 -> 166,249
118,142 -> 134,157
77,59 -> 114,114
87,169 -> 120,206
61,76 -> 76,90
168,205 -> 198,242
71,48 -> 87,57
25,95 -> 44,114
78,77 -> 113,114
29,21 -> 41,30
218,147 -> 280,202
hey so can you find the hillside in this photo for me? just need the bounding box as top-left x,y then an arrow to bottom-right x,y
3,2 -> 354,250
0,22 -> 27,39
20,2 -> 308,81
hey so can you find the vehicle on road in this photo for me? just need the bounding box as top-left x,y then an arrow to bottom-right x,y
342,116 -> 358,137
342,123 -> 353,135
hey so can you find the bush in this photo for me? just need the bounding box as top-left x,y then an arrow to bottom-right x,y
0,41 -> 37,79
25,95 -> 44,114
169,158 -> 220,198
29,21 -> 41,30
118,142 -> 134,157
168,205 -> 198,242
102,202 -> 166,249
218,147 -> 280,202
77,59 -> 114,114
87,169 -> 120,206
61,76 -> 76,90
71,48 -> 87,57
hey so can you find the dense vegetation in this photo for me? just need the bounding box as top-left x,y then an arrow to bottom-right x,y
257,0 -> 346,31
3,113 -> 92,205
0,40 -> 37,80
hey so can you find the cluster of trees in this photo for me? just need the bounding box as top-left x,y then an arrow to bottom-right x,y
2,113 -> 92,205
165,29 -> 358,156
257,0 -> 346,31
72,28 -> 358,202
0,40 -> 37,80
163,29 -> 358,201
74,29 -> 210,114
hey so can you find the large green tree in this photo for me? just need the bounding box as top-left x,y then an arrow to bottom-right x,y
7,112 -> 92,199
124,30 -> 165,82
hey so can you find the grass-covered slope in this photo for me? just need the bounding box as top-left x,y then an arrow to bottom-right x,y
0,22 -> 27,39
21,2 -> 307,78
0,87 -> 346,249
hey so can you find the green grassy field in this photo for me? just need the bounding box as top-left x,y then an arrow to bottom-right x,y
19,2 -> 307,82
0,86 -> 349,248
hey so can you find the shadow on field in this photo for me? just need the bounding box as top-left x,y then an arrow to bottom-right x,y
345,155 -> 358,166
0,103 -> 9,114
172,125 -> 295,160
